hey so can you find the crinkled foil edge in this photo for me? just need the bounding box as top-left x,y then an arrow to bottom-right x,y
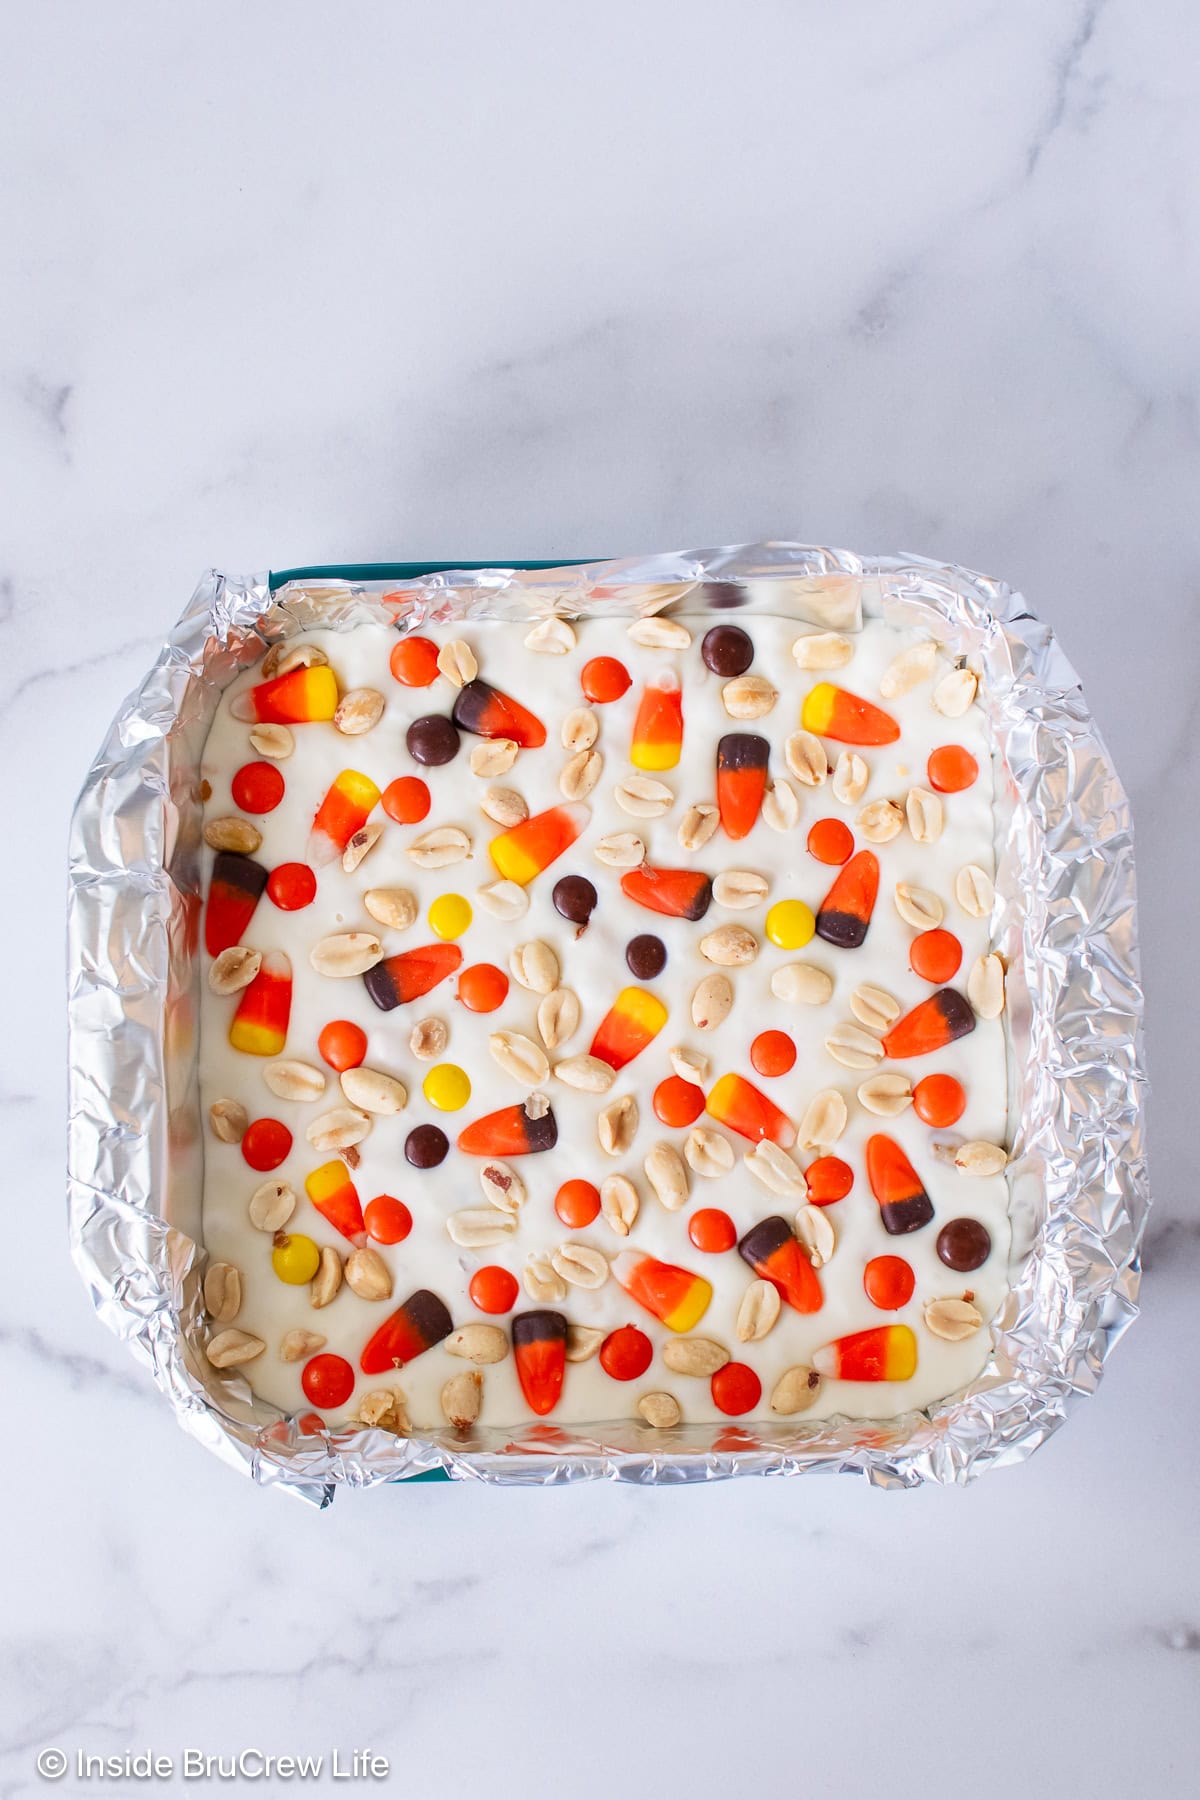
66,545 -> 1149,1502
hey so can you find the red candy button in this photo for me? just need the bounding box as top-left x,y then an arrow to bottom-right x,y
910,928 -> 963,984
711,1361 -> 762,1416
389,637 -> 440,687
912,1073 -> 966,1128
688,1208 -> 737,1254
231,760 -> 285,814
267,861 -> 317,911
927,744 -> 979,793
864,1255 -> 915,1311
241,1118 -> 292,1171
317,1020 -> 368,1072
457,963 -> 510,1013
364,1194 -> 412,1245
580,656 -> 631,703
382,776 -> 431,823
599,1325 -> 653,1381
653,1075 -> 706,1127
301,1354 -> 354,1408
805,1155 -> 854,1205
469,1266 -> 519,1314
750,1030 -> 796,1077
806,817 -> 854,865
555,1179 -> 601,1229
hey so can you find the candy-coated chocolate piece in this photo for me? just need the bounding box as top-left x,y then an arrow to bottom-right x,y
706,1072 -> 796,1147
205,851 -> 268,956
360,1289 -> 454,1374
304,1160 -> 366,1245
812,1324 -> 917,1382
381,775 -> 431,823
612,1250 -> 713,1332
228,950 -> 292,1056
815,849 -> 879,949
927,744 -> 979,793
553,875 -> 597,931
456,1099 -> 558,1157
882,988 -> 976,1058
599,1325 -> 653,1381
457,962 -> 509,1012
307,769 -> 382,867
302,1352 -> 355,1407
389,637 -> 440,686
619,863 -> 712,921
801,682 -> 900,746
318,1019 -> 367,1071
232,760 -> 285,814
630,672 -> 684,771
452,678 -> 546,748
406,714 -> 460,765
364,1194 -> 412,1244
701,624 -> 754,676
511,1310 -> 568,1414
266,861 -> 317,911
805,1155 -> 854,1205
863,1254 -> 915,1311
423,1062 -> 471,1111
751,1030 -> 796,1077
555,1178 -> 601,1228
688,1208 -> 737,1253
231,664 -> 339,724
272,1233 -> 321,1285
489,803 -> 589,886
807,817 -> 854,865
589,986 -> 668,1071
765,899 -> 816,950
428,893 -> 472,940
912,1072 -> 966,1127
580,656 -> 631,703
241,1117 -> 292,1171
405,1123 -> 449,1168
866,1134 -> 934,1235
737,1216 -> 824,1314
936,1217 -> 992,1272
711,1361 -> 762,1416
363,943 -> 463,1012
469,1266 -> 519,1314
910,927 -> 962,984
653,1075 -> 706,1127
716,732 -> 769,840
625,933 -> 666,978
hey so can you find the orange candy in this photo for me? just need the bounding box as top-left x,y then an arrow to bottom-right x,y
750,1030 -> 796,1077
389,637 -> 440,686
555,1179 -> 601,1229
653,1075 -> 706,1127
241,1118 -> 292,1171
927,744 -> 979,793
266,862 -> 316,911
805,1156 -> 854,1205
807,817 -> 854,865
382,776 -> 431,823
580,656 -> 631,703
599,1325 -> 653,1381
317,1019 -> 368,1071
910,928 -> 963,984
688,1208 -> 737,1254
457,963 -> 510,1013
912,1072 -> 967,1127
469,1266 -> 519,1314
711,1362 -> 762,1416
232,760 -> 285,814
863,1255 -> 915,1311
364,1194 -> 412,1244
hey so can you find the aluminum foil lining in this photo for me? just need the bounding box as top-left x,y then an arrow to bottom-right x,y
66,544 -> 1149,1503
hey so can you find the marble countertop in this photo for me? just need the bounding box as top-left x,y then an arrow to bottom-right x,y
5,2 -> 1197,1795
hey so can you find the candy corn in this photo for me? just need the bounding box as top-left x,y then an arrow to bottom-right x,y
360,1289 -> 454,1374
489,803 -> 589,885
801,682 -> 899,746
363,943 -> 463,1012
866,1134 -> 934,1235
304,1161 -> 366,1245
812,1324 -> 917,1382
630,672 -> 683,771
590,987 -> 668,1071
619,864 -> 712,921
457,1099 -> 559,1157
737,1216 -> 824,1314
228,950 -> 292,1055
512,1310 -> 567,1415
706,1073 -> 796,1148
815,849 -> 879,949
230,664 -> 339,724
611,1251 -> 713,1332
452,678 -> 546,748
716,733 -> 769,839
307,769 -> 382,867
882,988 -> 976,1058
205,851 -> 268,956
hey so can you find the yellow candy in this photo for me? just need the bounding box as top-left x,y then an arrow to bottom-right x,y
428,893 -> 472,940
766,899 -> 816,950
423,1063 -> 471,1112
271,1232 -> 321,1285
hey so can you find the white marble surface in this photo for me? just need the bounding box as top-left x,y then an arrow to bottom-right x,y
4,2 -> 1197,1795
